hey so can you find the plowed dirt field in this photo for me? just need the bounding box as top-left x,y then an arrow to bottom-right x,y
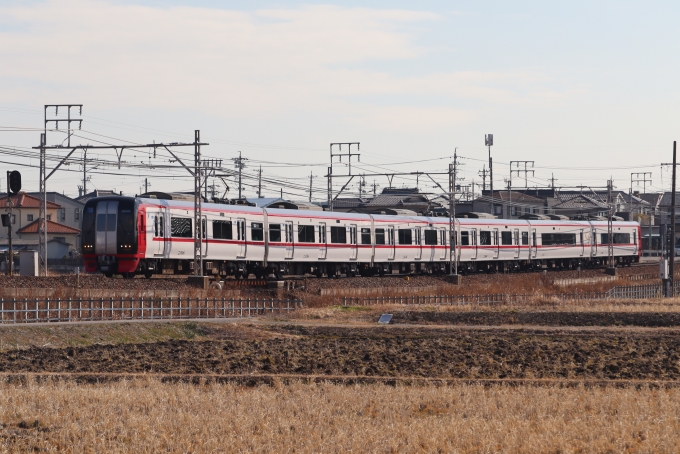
1,324 -> 679,380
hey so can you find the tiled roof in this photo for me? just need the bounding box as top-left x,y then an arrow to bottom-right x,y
0,193 -> 60,209
17,219 -> 80,234
333,198 -> 368,208
551,194 -> 609,209
365,194 -> 429,207
491,191 -> 544,204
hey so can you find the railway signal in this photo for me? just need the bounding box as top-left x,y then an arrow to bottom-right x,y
4,170 -> 19,276
8,170 -> 21,194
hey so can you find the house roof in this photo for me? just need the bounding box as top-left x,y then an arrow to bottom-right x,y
490,191 -> 544,204
365,194 -> 430,207
333,198 -> 369,208
0,193 -> 60,209
17,219 -> 81,234
551,193 -> 609,210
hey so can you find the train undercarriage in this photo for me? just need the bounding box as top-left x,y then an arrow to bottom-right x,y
103,255 -> 639,279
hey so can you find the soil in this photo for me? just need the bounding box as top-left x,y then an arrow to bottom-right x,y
390,311 -> 680,327
1,323 -> 679,380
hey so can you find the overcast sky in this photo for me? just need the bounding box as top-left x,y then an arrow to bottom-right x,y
0,0 -> 678,200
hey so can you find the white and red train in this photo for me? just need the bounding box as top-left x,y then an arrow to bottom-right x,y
81,196 -> 641,278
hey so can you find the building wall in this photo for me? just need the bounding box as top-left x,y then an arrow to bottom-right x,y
0,207 -> 59,240
18,232 -> 79,253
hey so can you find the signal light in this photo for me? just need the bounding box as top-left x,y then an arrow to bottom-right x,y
8,171 -> 21,194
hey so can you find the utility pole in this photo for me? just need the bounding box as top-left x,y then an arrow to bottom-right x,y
5,174 -> 12,276
258,165 -> 262,198
144,178 -> 149,194
449,149 -> 462,280
478,166 -> 488,191
670,141 -> 677,297
486,134 -> 494,216
308,172 -> 314,202
549,173 -> 558,189
193,130 -> 202,277
82,149 -> 87,196
232,151 -> 248,200
630,172 -> 652,216
372,180 -> 378,196
606,178 -> 615,274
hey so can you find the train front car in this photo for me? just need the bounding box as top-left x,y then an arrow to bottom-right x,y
81,196 -> 143,277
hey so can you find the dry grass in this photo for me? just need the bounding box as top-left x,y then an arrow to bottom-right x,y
0,379 -> 679,452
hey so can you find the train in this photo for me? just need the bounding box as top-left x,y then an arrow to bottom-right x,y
81,195 -> 641,278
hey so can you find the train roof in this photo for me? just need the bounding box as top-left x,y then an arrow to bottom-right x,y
134,197 -> 639,227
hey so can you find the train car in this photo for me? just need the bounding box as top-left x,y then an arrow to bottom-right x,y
81,195 -> 641,278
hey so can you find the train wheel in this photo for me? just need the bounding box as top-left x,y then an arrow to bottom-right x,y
144,271 -> 153,279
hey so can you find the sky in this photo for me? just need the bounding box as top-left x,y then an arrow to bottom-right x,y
0,0 -> 678,201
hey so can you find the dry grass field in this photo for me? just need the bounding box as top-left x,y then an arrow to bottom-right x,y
1,379 -> 679,453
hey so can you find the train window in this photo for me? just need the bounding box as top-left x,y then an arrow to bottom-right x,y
542,233 -> 576,246
330,226 -> 346,244
440,229 -> 447,246
580,231 -> 584,245
633,232 -> 637,244
480,231 -> 491,245
388,229 -> 395,245
398,229 -> 412,245
171,217 -> 192,238
375,228 -> 385,245
424,230 -> 438,245
460,231 -> 469,246
319,225 -> 327,244
213,220 -> 232,240
532,231 -> 536,246
501,231 -> 512,245
298,225 -> 315,243
251,223 -> 264,241
361,228 -> 371,245
601,233 -> 630,244
522,232 -> 529,245
269,224 -> 281,242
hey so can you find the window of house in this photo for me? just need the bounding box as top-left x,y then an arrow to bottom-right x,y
480,231 -> 491,245
330,226 -> 346,244
524,207 -> 531,214
361,228 -> 371,245
532,208 -> 539,214
75,208 -> 80,221
46,215 -> 51,221
11,215 -> 15,224
298,225 -> 315,243
171,217 -> 192,238
460,231 -> 469,246
27,214 -> 33,222
501,231 -> 512,245
398,228 -> 412,245
59,208 -> 66,221
522,232 -> 529,245
510,206 -> 517,216
424,230 -> 438,245
375,228 -> 385,245
269,224 -> 281,242
494,205 -> 502,215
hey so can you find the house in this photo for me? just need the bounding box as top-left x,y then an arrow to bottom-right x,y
0,192 -> 81,256
27,192 -> 84,245
16,220 -> 80,258
332,188 -> 433,215
454,191 -> 546,219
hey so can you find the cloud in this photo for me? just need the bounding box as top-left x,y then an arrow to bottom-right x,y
0,0 -> 575,131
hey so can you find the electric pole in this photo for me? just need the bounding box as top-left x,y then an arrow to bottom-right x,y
232,151 -> 248,200
606,178 -> 615,274
510,161 -> 535,188
486,134 -> 494,215
478,166 -> 489,191
258,165 -> 262,198
309,172 -> 313,202
549,174 -> 558,189
144,178 -> 150,194
670,141 -> 677,297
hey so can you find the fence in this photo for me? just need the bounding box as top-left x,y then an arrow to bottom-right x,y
342,282 -> 680,307
0,297 -> 302,324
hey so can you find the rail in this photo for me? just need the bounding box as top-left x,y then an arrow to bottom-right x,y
0,297 -> 302,324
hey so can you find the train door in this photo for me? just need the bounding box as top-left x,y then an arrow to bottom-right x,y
285,221 -> 294,259
493,228 -> 500,259
236,218 -> 246,258
153,212 -> 166,256
591,228 -> 597,257
439,228 -> 447,260
201,217 -> 208,257
349,224 -> 358,260
632,228 -> 638,255
580,229 -> 585,256
387,226 -> 395,260
318,222 -> 327,259
531,229 -> 537,258
414,227 -> 422,260
95,200 -> 118,255
470,228 -> 478,260
513,229 -> 520,258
